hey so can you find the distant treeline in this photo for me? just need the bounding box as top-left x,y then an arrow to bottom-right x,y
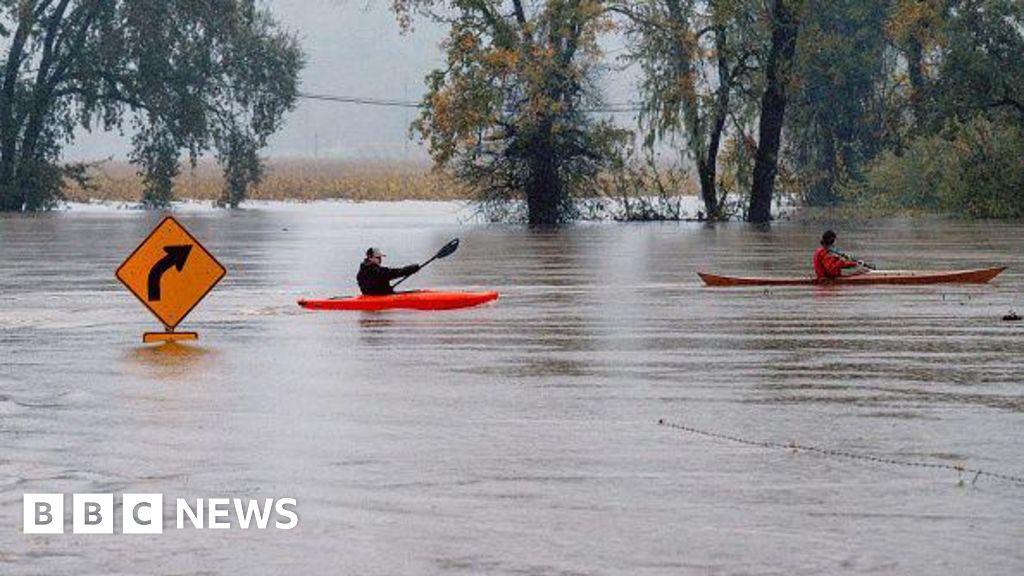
395,0 -> 1024,224
2,1 -> 1021,225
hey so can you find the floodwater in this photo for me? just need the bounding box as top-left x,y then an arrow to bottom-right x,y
1,202 -> 1022,575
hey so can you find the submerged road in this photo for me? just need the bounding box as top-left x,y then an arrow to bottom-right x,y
1,203 -> 1022,575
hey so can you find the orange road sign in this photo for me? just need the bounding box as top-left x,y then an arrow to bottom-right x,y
116,216 -> 226,330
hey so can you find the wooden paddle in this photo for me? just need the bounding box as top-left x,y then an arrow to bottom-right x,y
829,248 -> 876,270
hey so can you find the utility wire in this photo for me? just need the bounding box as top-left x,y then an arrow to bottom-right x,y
297,91 -> 642,113
299,92 -> 419,108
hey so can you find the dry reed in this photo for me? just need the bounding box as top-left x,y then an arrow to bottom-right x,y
64,158 -> 471,203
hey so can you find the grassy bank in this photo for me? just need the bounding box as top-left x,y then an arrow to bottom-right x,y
65,159 -> 472,203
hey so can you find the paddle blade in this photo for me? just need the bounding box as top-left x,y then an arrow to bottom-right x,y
434,238 -> 459,259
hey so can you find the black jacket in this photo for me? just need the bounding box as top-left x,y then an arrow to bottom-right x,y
357,260 -> 420,295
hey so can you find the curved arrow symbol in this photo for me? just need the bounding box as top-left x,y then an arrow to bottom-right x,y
148,245 -> 193,301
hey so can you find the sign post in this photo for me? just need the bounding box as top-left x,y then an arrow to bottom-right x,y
116,216 -> 226,343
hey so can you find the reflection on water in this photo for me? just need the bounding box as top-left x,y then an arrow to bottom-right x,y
0,206 -> 1022,575
122,342 -> 216,380
357,317 -> 397,329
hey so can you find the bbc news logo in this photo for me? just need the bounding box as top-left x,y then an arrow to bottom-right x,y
23,494 -> 298,534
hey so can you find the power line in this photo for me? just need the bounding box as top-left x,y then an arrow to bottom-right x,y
297,91 -> 642,113
298,92 -> 420,108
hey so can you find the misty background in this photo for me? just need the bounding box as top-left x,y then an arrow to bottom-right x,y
65,0 -> 637,163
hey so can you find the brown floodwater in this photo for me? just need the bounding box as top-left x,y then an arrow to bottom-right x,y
1,202 -> 1022,575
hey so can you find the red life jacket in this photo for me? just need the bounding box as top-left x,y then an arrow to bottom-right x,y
813,246 -> 857,279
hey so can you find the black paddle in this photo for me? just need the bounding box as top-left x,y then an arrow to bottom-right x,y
392,238 -> 460,288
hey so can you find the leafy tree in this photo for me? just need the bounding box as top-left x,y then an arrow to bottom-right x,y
618,0 -> 762,221
854,0 -> 1024,217
885,0 -> 949,125
0,0 -> 302,211
849,117 -> 1024,218
622,0 -> 808,223
785,0 -> 890,206
934,0 -> 1024,124
393,0 -> 627,226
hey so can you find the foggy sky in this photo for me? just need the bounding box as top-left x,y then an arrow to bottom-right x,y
65,0 -> 636,163
65,1 -> 444,161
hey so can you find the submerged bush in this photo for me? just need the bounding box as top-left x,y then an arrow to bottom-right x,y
846,117 -> 1024,218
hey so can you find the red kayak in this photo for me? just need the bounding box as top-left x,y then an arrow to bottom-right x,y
298,290 -> 499,311
698,266 -> 1006,287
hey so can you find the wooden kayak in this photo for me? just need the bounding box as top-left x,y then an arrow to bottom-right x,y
298,290 -> 499,311
698,267 -> 1006,287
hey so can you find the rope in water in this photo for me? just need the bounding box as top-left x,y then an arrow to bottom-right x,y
657,419 -> 1024,487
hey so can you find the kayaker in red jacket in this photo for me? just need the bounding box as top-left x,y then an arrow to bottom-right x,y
357,247 -> 420,295
813,230 -> 861,279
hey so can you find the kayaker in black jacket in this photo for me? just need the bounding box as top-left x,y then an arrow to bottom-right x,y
357,247 -> 420,295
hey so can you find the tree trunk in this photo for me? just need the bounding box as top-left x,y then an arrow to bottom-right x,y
748,0 -> 800,223
907,36 -> 926,125
699,26 -> 731,220
525,119 -> 563,227
696,159 -> 717,220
